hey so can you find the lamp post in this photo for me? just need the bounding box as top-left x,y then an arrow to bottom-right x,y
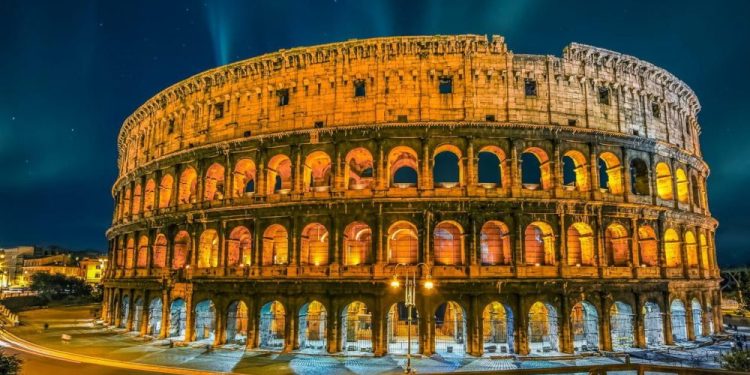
390,263 -> 434,374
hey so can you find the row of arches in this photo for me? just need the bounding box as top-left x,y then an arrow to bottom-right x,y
114,220 -> 713,271
113,295 -> 714,355
115,145 -> 707,220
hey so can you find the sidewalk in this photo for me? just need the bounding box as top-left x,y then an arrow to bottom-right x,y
2,305 -> 727,374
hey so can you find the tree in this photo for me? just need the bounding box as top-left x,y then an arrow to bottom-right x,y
28,273 -> 92,300
721,349 -> 750,372
0,351 -> 22,375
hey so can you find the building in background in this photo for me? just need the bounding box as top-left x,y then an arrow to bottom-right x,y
79,258 -> 108,284
0,246 -> 36,288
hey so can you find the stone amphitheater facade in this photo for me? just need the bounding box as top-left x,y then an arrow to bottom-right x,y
102,35 -> 720,356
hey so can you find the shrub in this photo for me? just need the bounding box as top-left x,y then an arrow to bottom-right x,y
29,273 -> 92,300
0,351 -> 22,375
0,295 -> 48,313
721,349 -> 750,371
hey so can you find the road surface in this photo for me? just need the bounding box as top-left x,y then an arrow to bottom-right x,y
1,346 -> 170,375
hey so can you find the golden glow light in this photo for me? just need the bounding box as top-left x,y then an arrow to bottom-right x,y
423,275 -> 434,290
390,276 -> 400,288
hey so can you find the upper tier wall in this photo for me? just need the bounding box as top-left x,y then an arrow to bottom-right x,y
117,35 -> 702,177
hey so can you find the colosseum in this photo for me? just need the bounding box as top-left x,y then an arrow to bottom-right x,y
102,35 -> 720,357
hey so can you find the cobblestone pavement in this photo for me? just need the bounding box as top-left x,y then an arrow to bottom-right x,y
5,305 -> 731,374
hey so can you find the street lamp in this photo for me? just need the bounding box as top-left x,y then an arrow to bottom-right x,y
390,263 -> 434,374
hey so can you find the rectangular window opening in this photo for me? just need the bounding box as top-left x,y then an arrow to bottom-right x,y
213,102 -> 225,119
652,102 -> 661,119
524,79 -> 537,97
397,115 -> 408,123
314,121 -> 325,128
354,79 -> 366,97
485,114 -> 496,122
276,89 -> 289,106
439,76 -> 453,94
568,119 -> 577,126
598,87 -> 610,105
167,118 -> 175,134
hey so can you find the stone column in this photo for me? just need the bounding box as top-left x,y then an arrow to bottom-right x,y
422,210 -> 433,265
371,299 -> 385,356
375,212 -> 384,265
184,289 -> 195,342
284,301 -> 297,352
214,303 -> 225,346
599,294 -> 613,351
560,296 -> 573,354
516,294 -> 529,355
257,150 -> 266,197
663,294 -> 674,346
634,295 -> 646,348
685,295 -> 696,341
376,139 -> 387,191
160,289 -> 169,339
465,136 -> 476,188
420,138 -> 432,191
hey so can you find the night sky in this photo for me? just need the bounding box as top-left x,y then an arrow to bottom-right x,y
1,1 -> 748,265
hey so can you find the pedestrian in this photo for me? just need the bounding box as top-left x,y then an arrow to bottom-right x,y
43,322 -> 49,330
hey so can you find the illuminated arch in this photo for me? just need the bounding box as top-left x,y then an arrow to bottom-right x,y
524,222 -> 555,265
691,175 -> 704,208
144,179 -> 156,212
233,159 -> 256,197
136,235 -> 149,268
303,151 -> 333,192
172,231 -> 190,269
675,168 -> 689,203
178,167 -> 198,204
433,221 -> 463,265
227,226 -> 252,267
343,221 -> 372,266
125,237 -> 134,269
561,150 -> 590,192
629,158 -> 649,195
259,301 -> 286,349
132,183 -> 142,215
638,226 -> 658,267
655,162 -> 674,200
664,228 -> 682,267
477,146 -> 506,188
609,301 -> 635,350
262,224 -> 288,265
566,223 -> 594,266
388,146 -> 419,187
433,144 -> 462,187
528,301 -> 559,352
598,152 -> 623,194
121,187 -> 132,217
198,229 -> 219,268
699,233 -> 710,270
480,221 -> 511,265
670,299 -> 688,342
298,300 -> 327,352
152,234 -> 167,268
345,147 -> 374,190
482,302 -> 514,354
387,221 -> 418,264
571,301 -> 599,352
267,154 -> 292,194
226,300 -> 249,344
521,147 -> 551,190
204,163 -> 225,201
685,231 -> 698,267
158,174 -> 174,208
605,223 -> 630,266
301,223 -> 329,266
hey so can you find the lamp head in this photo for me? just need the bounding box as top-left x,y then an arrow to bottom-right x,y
423,274 -> 434,290
390,275 -> 400,288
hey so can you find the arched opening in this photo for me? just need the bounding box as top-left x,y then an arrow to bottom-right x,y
147,298 -> 162,336
521,147 -> 551,190
226,301 -> 248,345
387,302 -> 419,354
125,237 -> 135,269
345,147 -> 374,190
119,295 -> 130,328
387,221 -> 418,264
168,298 -> 187,339
132,297 -> 144,332
482,302 -> 514,355
524,222 -> 555,266
194,299 -> 216,342
676,168 -> 689,203
158,174 -> 173,208
388,146 -> 418,188
605,224 -> 630,266
664,229 -> 682,267
343,222 -> 372,266
259,301 -> 286,349
691,299 -> 703,337
204,163 -> 225,201
598,152 -> 623,194
691,175 -> 703,208
300,223 -> 329,266
144,179 -> 156,212
178,167 -> 198,204
528,302 -> 559,354
609,301 -> 635,351
433,145 -> 461,187
643,301 -> 664,348
233,159 -> 256,197
434,221 -> 463,265
655,162 -> 674,200
685,231 -> 698,268
341,301 -> 372,354
566,223 -> 595,266
638,226 -> 658,267
262,225 -> 289,265
562,150 -> 590,192
629,159 -> 649,196
136,235 -> 149,268
227,226 -> 252,267
477,146 -> 505,188
434,301 -> 467,356
172,231 -> 190,269
700,234 -> 710,271
115,239 -> 124,268
670,299 -> 688,342
303,151 -> 332,192
152,234 -> 167,268
298,301 -> 327,353
132,184 -> 142,215
198,229 -> 219,268
571,301 -> 599,352
480,221 -> 511,265
267,154 -> 292,194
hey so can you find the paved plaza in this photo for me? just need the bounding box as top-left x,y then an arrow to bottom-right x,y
2,305 -> 733,374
